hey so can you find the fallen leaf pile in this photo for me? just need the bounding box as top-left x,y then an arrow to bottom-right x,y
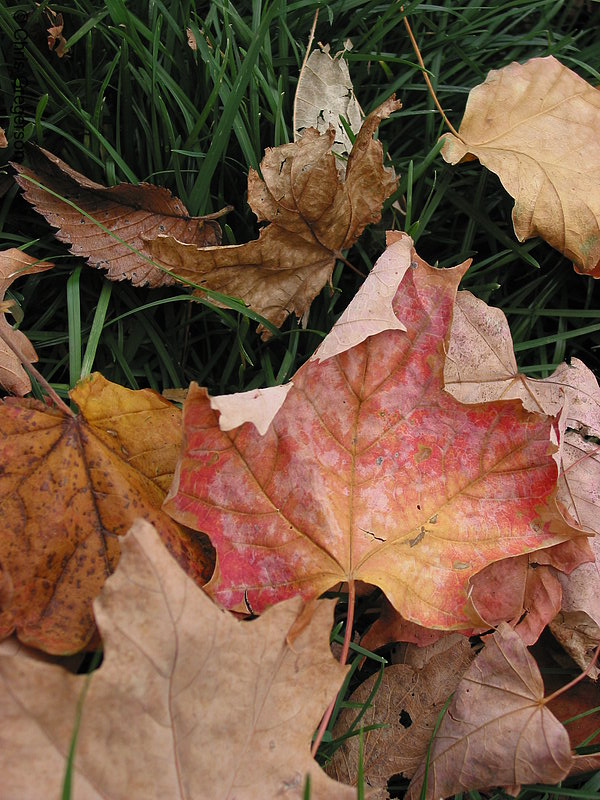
3,43 -> 600,800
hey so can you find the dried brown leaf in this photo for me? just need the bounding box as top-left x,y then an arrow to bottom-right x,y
328,637 -> 475,792
0,520 -> 354,800
406,623 -> 573,799
0,248 -> 53,395
149,96 -> 401,331
0,373 -> 214,653
13,146 -> 221,287
441,56 -> 600,275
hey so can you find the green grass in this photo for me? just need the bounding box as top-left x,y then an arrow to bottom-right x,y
2,1 -> 600,797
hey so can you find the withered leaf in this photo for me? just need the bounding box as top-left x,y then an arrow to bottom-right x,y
0,373 -> 213,654
328,637 -> 475,792
149,96 -> 401,331
441,56 -> 600,275
0,248 -> 53,395
294,43 -> 363,163
0,520 -> 354,800
406,623 -> 573,799
13,146 -> 221,287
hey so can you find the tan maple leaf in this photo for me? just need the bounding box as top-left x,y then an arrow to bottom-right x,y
0,373 -> 214,654
0,248 -> 53,395
13,145 -> 222,287
441,56 -> 600,275
148,96 -> 401,331
328,636 -> 475,793
0,519 -> 354,800
406,623 -> 574,799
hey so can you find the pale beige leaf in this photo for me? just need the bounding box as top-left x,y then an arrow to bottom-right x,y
0,520 -> 354,800
0,249 -> 53,395
294,44 -> 363,163
312,232 -> 410,362
210,383 -> 293,435
441,56 -> 600,275
406,623 -> 573,800
327,637 -> 475,792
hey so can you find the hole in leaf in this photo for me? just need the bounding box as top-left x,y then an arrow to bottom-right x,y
387,773 -> 409,798
399,709 -> 412,728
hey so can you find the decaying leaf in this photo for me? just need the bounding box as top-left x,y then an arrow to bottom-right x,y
328,636 -> 475,792
406,623 -> 574,799
294,42 -> 363,164
164,235 -> 580,629
441,56 -> 600,275
0,128 -> 7,148
13,146 -> 222,287
0,248 -> 53,395
0,373 -> 214,654
0,519 -> 354,800
149,96 -> 401,331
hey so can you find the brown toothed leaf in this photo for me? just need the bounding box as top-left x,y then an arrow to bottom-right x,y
0,373 -> 214,654
148,96 -> 402,332
441,56 -> 600,275
12,146 -> 221,287
328,636 -> 476,792
0,248 -> 53,395
0,519 -> 354,800
406,623 -> 573,799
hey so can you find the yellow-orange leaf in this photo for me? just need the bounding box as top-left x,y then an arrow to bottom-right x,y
441,56 -> 600,275
0,373 -> 213,654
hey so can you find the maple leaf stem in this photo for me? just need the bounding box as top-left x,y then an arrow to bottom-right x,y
0,324 -> 74,416
310,579 -> 356,757
336,253 -> 366,279
401,8 -> 462,140
543,640 -> 600,706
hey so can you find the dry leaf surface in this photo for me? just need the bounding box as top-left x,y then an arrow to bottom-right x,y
149,96 -> 401,330
0,520 -> 353,800
407,623 -> 574,799
13,146 -> 221,287
328,637 -> 475,792
294,43 -> 362,161
0,248 -> 53,395
441,56 -> 600,275
0,373 -> 213,653
164,237 -> 579,629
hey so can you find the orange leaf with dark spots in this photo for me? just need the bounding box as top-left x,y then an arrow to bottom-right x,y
0,373 -> 214,654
